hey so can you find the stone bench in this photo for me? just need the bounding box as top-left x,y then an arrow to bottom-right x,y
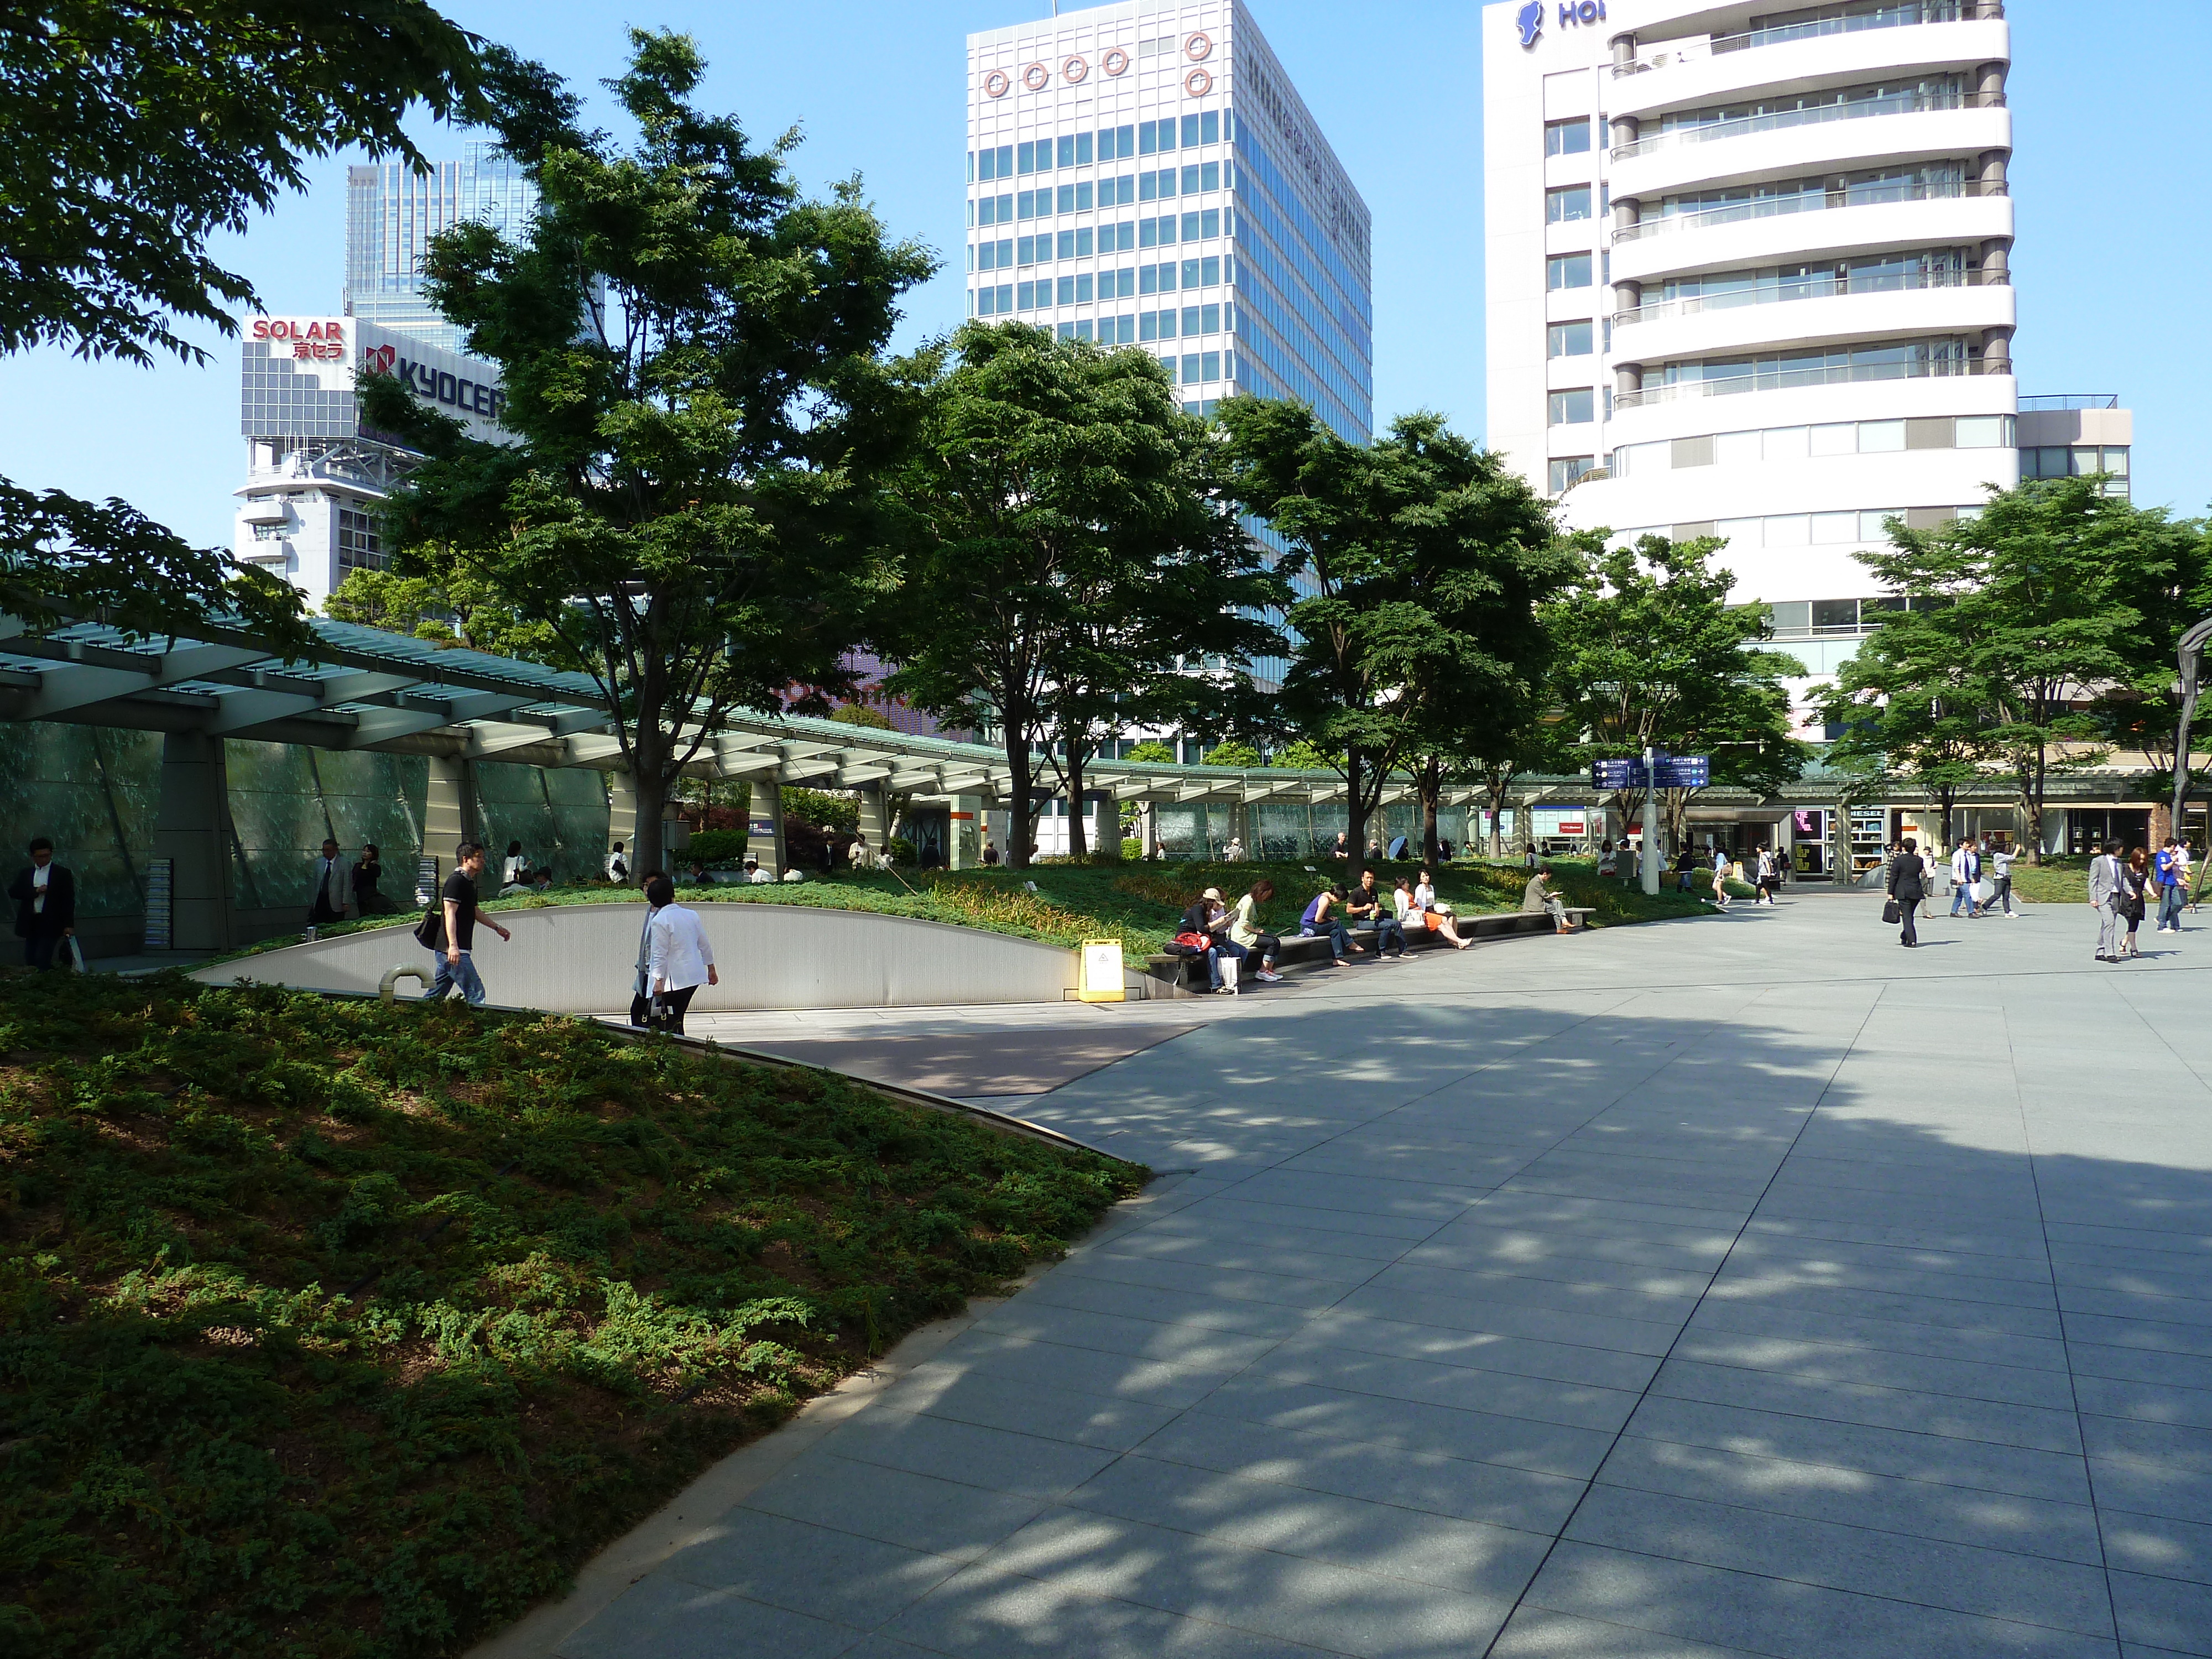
1142,906 -> 1594,995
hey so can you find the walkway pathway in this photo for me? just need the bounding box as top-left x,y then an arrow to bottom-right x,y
540,886 -> 2212,1658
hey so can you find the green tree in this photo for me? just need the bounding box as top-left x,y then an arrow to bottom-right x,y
885,324 -> 1274,867
829,702 -> 896,731
0,2 -> 501,646
1547,534 -> 1806,851
1816,595 -> 1994,848
1269,738 -> 1336,771
324,562 -> 562,660
365,30 -> 932,877
1838,478 -> 2203,861
1203,739 -> 1261,766
1216,401 -> 1581,889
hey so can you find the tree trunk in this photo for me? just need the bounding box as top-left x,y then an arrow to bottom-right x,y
629,750 -> 669,880
1065,741 -> 1088,861
1419,756 -> 1443,867
1344,747 -> 1366,891
1486,775 -> 1511,858
1004,717 -> 1032,870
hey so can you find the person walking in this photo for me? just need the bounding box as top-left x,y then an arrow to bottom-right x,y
352,842 -> 394,914
2089,841 -> 2125,962
1753,845 -> 1779,906
428,842 -> 511,1005
8,837 -> 76,969
1229,879 -> 1285,984
309,838 -> 349,931
1887,837 -> 1925,947
606,842 -> 630,884
2156,837 -> 2190,933
644,874 -> 718,1035
1949,837 -> 1981,919
1708,849 -> 1732,911
2119,847 -> 2151,957
1986,836 -> 2017,917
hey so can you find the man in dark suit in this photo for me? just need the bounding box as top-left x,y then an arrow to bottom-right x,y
8,837 -> 77,969
1887,836 -> 1925,948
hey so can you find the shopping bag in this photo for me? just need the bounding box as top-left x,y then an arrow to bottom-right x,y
65,937 -> 87,972
1219,953 -> 1240,990
1973,878 -> 1994,904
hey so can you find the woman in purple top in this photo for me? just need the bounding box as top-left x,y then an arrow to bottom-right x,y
1298,885 -> 1363,962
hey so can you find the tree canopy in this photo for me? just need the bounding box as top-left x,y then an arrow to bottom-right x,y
884,322 -> 1278,867
1216,399 -> 1582,886
1546,534 -> 1805,848
364,29 -> 933,875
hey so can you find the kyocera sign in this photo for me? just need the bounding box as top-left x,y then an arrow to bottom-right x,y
1517,0 -> 1606,46
359,342 -> 508,425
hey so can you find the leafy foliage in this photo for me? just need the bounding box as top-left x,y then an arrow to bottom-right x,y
324,564 -> 566,661
1546,534 -> 1806,844
0,972 -> 1136,1656
0,1 -> 510,367
0,478 -> 309,649
1823,479 -> 2209,860
1215,403 -> 1582,888
366,29 -> 933,878
828,703 -> 896,731
1202,740 -> 1261,766
885,323 -> 1280,865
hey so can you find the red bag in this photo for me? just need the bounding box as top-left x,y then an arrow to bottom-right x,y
1170,931 -> 1212,952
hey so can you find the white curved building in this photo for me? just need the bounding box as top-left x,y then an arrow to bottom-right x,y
1485,0 -> 2018,722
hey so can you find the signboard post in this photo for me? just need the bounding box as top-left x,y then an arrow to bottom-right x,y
1641,747 -> 1662,894
1079,940 -> 1125,1003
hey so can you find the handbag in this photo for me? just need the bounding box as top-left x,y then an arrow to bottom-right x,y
1881,898 -> 1901,924
412,904 -> 445,951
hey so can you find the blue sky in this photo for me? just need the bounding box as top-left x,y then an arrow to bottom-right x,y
1,0 -> 2203,548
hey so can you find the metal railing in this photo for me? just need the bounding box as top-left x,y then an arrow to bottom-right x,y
1611,2 -> 2001,76
2018,393 -> 2118,411
1615,354 -> 1992,409
1613,176 -> 2001,243
1612,88 -> 2002,161
1614,263 -> 2002,326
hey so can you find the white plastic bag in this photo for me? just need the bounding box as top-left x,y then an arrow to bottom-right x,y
1973,878 -> 1994,904
1219,952 -> 1240,990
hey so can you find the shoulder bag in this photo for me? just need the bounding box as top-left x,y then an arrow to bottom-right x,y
630,910 -> 658,1027
413,902 -> 446,951
1881,898 -> 1901,925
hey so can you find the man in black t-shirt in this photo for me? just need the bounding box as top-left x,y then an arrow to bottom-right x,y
427,841 -> 511,1005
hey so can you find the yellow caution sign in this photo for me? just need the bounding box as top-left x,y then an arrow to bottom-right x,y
1078,939 -> 1125,1002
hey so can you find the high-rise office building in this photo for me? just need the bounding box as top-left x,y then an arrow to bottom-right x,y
345,141 -> 538,354
1484,0 -> 2022,729
965,0 -> 1373,441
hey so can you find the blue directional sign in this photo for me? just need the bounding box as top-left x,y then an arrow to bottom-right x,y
1654,755 -> 1711,789
1590,758 -> 1644,789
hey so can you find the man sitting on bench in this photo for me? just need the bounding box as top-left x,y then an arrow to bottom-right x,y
1524,863 -> 1574,934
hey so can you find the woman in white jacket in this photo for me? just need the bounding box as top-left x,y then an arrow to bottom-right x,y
644,874 -> 718,1035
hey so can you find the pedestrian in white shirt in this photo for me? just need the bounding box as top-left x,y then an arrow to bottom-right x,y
606,842 -> 630,883
1949,839 -> 1981,918
644,874 -> 717,1035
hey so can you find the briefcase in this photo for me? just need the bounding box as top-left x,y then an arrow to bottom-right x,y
1882,899 -> 1901,924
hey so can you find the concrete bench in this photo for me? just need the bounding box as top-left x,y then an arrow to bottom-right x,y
1141,906 -> 1594,995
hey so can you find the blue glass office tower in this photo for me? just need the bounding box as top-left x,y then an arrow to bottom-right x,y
344,141 -> 539,354
966,0 -> 1371,442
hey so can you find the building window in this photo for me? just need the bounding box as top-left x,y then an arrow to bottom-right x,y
1097,124 -> 1136,160
251,520 -> 287,541
1139,262 -> 1179,295
974,284 -> 1014,315
1181,303 -> 1222,336
1548,389 -> 1594,426
1056,227 -> 1095,259
1056,133 -> 1094,168
1180,160 -> 1222,194
1547,321 -> 1594,358
1548,456 -> 1597,493
1056,181 -> 1095,214
1545,118 -> 1592,156
1547,253 -> 1593,290
1140,309 -> 1177,341
1138,117 -> 1178,154
976,145 -> 1013,181
976,239 -> 1013,271
1018,189 -> 1048,220
1546,185 -> 1593,224
1180,111 -> 1220,147
336,507 -> 383,573
1018,139 -> 1050,175
1140,168 -> 1177,202
1180,254 -> 1222,289
1182,351 -> 1223,384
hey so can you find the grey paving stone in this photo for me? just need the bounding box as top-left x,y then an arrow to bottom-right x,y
1052,1248 -> 1354,1313
659,1509 -> 962,1628
1132,1411 -> 1588,1535
1288,1308 -> 1662,1392
1062,1453 -> 1552,1595
804,1411 -> 1119,1501
2088,1458 -> 2212,1526
1187,1192 -> 1451,1242
1010,1267 -> 1318,1339
1249,1343 -> 1642,1434
884,1557 -> 1344,1658
1365,1259 -> 1707,1323
743,1452 -> 1048,1562
2075,1374 -> 2212,1431
2064,1310 -> 2212,1360
912,1329 -> 1248,1410
1667,1325 -> 2079,1409
1094,1229 -> 1395,1284
2110,1571 -> 2212,1656
1520,1538 -> 2118,1659
972,1294 -> 1289,1360
1621,1395 -> 2096,1505
1648,1357 -> 2085,1454
1695,1279 -> 2067,1340
1488,1605 -> 1778,1657
1337,1282 -> 1687,1358
556,1573 -> 864,1659
973,1505 -> 1518,1657
1561,1481 -> 2114,1638
1192,1373 -> 1619,1480
2083,1414 -> 2212,1475
1684,1297 -> 2072,1374
877,1370 -> 1185,1453
1593,1433 -> 2105,1566
2102,1508 -> 2212,1584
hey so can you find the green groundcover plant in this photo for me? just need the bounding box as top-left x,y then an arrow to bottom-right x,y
0,973 -> 1140,1657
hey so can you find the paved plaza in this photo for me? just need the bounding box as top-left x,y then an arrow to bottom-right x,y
523,886 -> 2212,1658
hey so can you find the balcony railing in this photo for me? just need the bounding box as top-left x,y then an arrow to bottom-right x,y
1613,175 -> 2004,243
1611,2 -> 2003,77
1612,88 -> 2004,161
2018,393 -> 2118,411
1614,264 -> 2004,326
1615,354 -> 1995,409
